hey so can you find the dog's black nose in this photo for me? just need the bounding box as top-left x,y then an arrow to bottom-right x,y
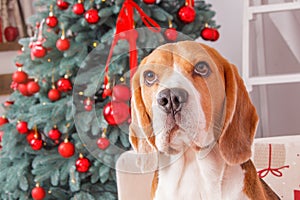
157,88 -> 188,114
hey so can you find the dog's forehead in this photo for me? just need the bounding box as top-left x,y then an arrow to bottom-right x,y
145,41 -> 212,66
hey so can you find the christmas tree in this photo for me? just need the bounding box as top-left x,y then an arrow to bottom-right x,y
0,0 -> 218,199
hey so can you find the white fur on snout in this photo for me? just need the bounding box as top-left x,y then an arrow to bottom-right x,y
152,65 -> 209,154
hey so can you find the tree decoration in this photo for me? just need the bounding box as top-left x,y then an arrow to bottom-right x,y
27,130 -> 41,144
75,154 -> 91,173
31,42 -> 47,58
84,8 -> 100,24
97,130 -> 110,150
31,184 -> 46,200
73,0 -> 85,15
18,83 -> 32,97
143,0 -> 156,4
83,97 -> 93,111
48,126 -> 61,140
30,20 -> 47,59
0,116 -> 9,126
102,81 -> 112,99
58,139 -> 75,158
4,101 -> 14,107
178,0 -> 196,23
56,0 -> 69,10
57,75 -> 72,92
15,62 -> 23,68
103,101 -> 130,125
16,121 -> 28,134
27,80 -> 40,94
164,20 -> 177,42
46,5 -> 58,28
112,84 -> 131,102
56,26 -> 70,51
48,87 -> 61,101
201,26 -> 220,41
12,70 -> 28,83
30,138 -> 44,151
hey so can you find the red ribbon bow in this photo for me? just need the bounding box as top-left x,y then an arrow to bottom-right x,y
257,144 -> 289,178
104,0 -> 161,86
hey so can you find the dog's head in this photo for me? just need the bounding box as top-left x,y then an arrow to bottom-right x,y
129,41 -> 258,165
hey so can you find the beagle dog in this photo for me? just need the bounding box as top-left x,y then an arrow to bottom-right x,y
129,41 -> 279,200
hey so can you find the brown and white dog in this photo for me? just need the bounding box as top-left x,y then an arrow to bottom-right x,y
129,41 -> 279,200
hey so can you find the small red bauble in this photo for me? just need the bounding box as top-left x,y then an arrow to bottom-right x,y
73,3 -> 85,15
103,101 -> 130,125
84,9 -> 100,24
30,138 -> 43,150
84,98 -> 93,111
0,116 -> 9,126
164,28 -> 178,41
15,62 -> 23,67
27,130 -> 41,143
102,88 -> 112,99
48,88 -> 61,101
12,71 -> 28,83
31,186 -> 46,200
0,131 -> 4,142
58,140 -> 75,158
57,77 -> 72,92
56,38 -> 70,51
97,137 -> 110,150
4,26 -> 19,42
178,5 -> 196,23
75,156 -> 91,172
4,101 -> 14,107
112,85 -> 131,102
46,16 -> 58,28
48,128 -> 61,140
56,0 -> 69,10
18,83 -> 32,97
31,44 -> 47,58
27,81 -> 40,94
16,121 -> 28,134
143,0 -> 156,4
201,27 -> 220,41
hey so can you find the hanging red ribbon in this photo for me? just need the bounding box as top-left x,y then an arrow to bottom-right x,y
257,144 -> 289,178
104,0 -> 161,87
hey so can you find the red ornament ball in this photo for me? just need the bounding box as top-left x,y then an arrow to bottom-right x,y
57,77 -> 72,92
4,26 -> 19,42
15,62 -> 23,67
56,0 -> 69,10
48,128 -> 61,140
75,157 -> 91,172
164,28 -> 178,41
201,27 -> 220,41
12,71 -> 28,83
143,0 -> 156,4
84,98 -> 93,111
178,5 -> 196,23
84,104 -> 93,111
27,130 -> 41,143
46,16 -> 58,28
0,116 -> 9,126
73,3 -> 85,15
18,83 -> 32,97
48,88 -> 61,101
4,100 -> 14,107
30,138 -> 43,150
31,44 -> 47,58
56,38 -> 70,51
103,101 -> 130,125
16,121 -> 28,134
112,84 -> 131,102
97,137 -> 110,150
58,140 -> 75,158
84,9 -> 100,24
27,81 -> 40,94
31,186 -> 46,200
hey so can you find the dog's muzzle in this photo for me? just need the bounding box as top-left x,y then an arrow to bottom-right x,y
157,88 -> 188,115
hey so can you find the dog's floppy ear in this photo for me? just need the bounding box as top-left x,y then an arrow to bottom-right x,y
218,62 -> 259,165
129,63 -> 158,172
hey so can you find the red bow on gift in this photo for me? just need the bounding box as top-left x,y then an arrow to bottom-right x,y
104,0 -> 161,87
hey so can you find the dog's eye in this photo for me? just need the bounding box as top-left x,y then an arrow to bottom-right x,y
194,61 -> 211,77
144,70 -> 158,86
